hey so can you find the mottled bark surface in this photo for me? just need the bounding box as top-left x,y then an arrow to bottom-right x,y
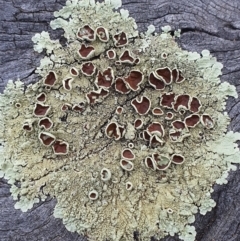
0,0 -> 240,240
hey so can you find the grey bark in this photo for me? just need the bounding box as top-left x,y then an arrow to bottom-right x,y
0,0 -> 240,240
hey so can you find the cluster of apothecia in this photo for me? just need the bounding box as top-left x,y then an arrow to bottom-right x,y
22,24 -> 215,200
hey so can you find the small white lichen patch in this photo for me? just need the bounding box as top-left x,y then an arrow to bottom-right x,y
32,31 -> 61,54
146,24 -> 156,36
0,0 -> 240,241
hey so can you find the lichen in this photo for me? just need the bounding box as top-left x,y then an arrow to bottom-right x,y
0,0 -> 240,241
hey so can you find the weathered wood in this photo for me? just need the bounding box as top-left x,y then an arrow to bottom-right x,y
0,0 -> 240,240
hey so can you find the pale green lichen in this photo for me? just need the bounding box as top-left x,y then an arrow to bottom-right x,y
0,0 -> 240,241
32,31 -> 61,54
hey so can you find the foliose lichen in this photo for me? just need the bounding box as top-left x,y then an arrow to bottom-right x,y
0,0 -> 240,240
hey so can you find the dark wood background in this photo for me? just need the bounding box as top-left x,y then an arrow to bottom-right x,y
1,0 -> 240,240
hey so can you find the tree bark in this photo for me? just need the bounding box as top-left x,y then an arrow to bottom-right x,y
0,0 -> 240,240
